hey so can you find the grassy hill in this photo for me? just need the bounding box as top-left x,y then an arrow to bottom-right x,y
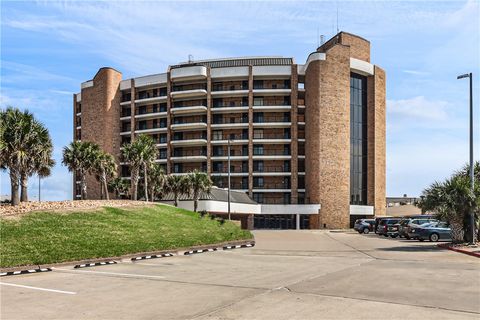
0,204 -> 252,268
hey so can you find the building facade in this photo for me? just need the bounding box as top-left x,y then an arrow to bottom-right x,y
73,32 -> 386,229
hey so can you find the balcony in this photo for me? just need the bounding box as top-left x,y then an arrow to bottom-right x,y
135,112 -> 167,120
171,66 -> 207,81
211,104 -> 249,113
211,134 -> 249,145
211,88 -> 249,98
253,116 -> 291,128
211,167 -> 249,177
211,117 -> 248,129
252,84 -> 291,96
134,93 -> 168,106
171,150 -> 207,162
170,105 -> 207,115
252,183 -> 291,192
171,84 -> 207,99
253,166 -> 291,176
252,149 -> 291,160
171,134 -> 207,147
120,110 -> 131,121
171,119 -> 207,131
252,133 -> 291,144
135,124 -> 167,134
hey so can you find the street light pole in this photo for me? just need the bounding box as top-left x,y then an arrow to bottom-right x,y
38,175 -> 41,202
227,139 -> 231,220
457,72 -> 475,244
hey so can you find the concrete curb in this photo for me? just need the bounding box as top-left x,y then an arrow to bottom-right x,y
437,243 -> 480,258
0,239 -> 255,274
131,253 -> 175,261
74,261 -> 117,268
0,268 -> 52,277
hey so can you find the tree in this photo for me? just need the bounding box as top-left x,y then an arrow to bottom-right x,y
121,134 -> 157,201
93,151 -> 117,200
108,177 -> 130,199
0,107 -> 54,205
148,163 -> 166,202
418,161 -> 479,244
19,118 -> 55,202
62,141 -> 100,200
184,170 -> 213,212
166,174 -> 186,207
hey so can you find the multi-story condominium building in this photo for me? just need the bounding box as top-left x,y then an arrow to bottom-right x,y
73,32 -> 386,229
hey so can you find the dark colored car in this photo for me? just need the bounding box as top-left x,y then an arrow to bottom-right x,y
409,222 -> 451,242
398,216 -> 437,239
374,216 -> 393,233
354,219 -> 375,234
377,218 -> 401,237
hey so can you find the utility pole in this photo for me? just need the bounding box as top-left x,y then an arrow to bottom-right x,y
457,72 -> 475,244
38,175 -> 41,202
227,139 -> 231,220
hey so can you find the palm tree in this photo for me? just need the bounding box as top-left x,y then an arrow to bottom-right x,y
62,141 -> 100,200
121,134 -> 157,201
0,107 -> 54,205
148,163 -> 166,201
19,118 -> 55,202
108,177 -> 130,199
93,150 -> 117,200
184,170 -> 213,212
418,162 -> 479,244
166,174 -> 186,207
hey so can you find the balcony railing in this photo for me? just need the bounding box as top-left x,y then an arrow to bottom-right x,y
172,134 -> 207,141
212,134 -> 248,141
212,85 -> 248,91
212,103 -> 249,108
253,133 -> 291,139
212,151 -> 248,157
253,183 -> 291,189
253,166 -> 290,173
121,110 -> 131,117
172,150 -> 207,157
212,118 -> 248,124
212,167 -> 248,174
253,116 -> 291,123
136,124 -> 167,130
172,84 -> 206,92
253,149 -> 291,156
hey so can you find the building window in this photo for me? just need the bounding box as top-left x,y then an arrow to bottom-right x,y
253,160 -> 264,172
253,145 -> 264,155
350,73 -> 368,205
253,80 -> 263,89
253,129 -> 263,139
253,97 -> 264,106
253,193 -> 264,203
213,130 -> 222,140
253,177 -> 264,188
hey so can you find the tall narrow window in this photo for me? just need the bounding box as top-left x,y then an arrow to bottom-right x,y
350,73 -> 368,205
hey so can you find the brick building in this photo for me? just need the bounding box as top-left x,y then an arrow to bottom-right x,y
73,32 -> 386,229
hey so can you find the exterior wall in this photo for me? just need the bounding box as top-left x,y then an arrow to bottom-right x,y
367,66 -> 386,216
305,44 -> 351,229
73,32 -> 386,228
79,68 -> 122,199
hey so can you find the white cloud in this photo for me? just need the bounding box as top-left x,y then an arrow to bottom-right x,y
387,96 -> 449,121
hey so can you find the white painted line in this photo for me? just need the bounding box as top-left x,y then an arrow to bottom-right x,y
53,267 -> 166,279
0,282 -> 77,295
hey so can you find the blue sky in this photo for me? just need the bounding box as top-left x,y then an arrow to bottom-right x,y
1,0 -> 479,200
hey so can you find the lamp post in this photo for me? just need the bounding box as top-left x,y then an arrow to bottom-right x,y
38,175 -> 41,202
227,139 -> 232,220
457,72 -> 475,244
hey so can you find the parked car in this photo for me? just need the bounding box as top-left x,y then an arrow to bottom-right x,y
374,216 -> 393,233
354,219 -> 375,234
409,222 -> 451,242
377,218 -> 402,237
399,217 -> 437,239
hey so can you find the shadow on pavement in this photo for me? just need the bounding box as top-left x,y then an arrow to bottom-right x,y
377,245 -> 441,252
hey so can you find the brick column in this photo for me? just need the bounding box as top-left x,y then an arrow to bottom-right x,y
248,65 -> 254,197
290,64 -> 299,204
367,66 -> 386,216
206,67 -> 212,175
130,79 -> 136,142
166,70 -> 172,174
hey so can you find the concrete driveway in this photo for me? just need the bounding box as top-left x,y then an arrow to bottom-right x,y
1,230 -> 479,319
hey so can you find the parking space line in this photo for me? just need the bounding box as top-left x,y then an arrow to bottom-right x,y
52,267 -> 166,279
0,282 -> 76,295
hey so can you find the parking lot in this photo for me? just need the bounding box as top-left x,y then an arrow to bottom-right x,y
1,230 -> 479,320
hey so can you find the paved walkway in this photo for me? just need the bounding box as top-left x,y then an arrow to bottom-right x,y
1,230 -> 479,319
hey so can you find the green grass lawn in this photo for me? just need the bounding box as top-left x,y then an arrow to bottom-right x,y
0,204 -> 253,268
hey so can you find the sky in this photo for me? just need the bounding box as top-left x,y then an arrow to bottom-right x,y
0,0 -> 479,200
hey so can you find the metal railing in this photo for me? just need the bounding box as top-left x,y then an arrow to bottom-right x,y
172,150 -> 207,157
253,116 -> 291,123
253,166 -> 290,173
